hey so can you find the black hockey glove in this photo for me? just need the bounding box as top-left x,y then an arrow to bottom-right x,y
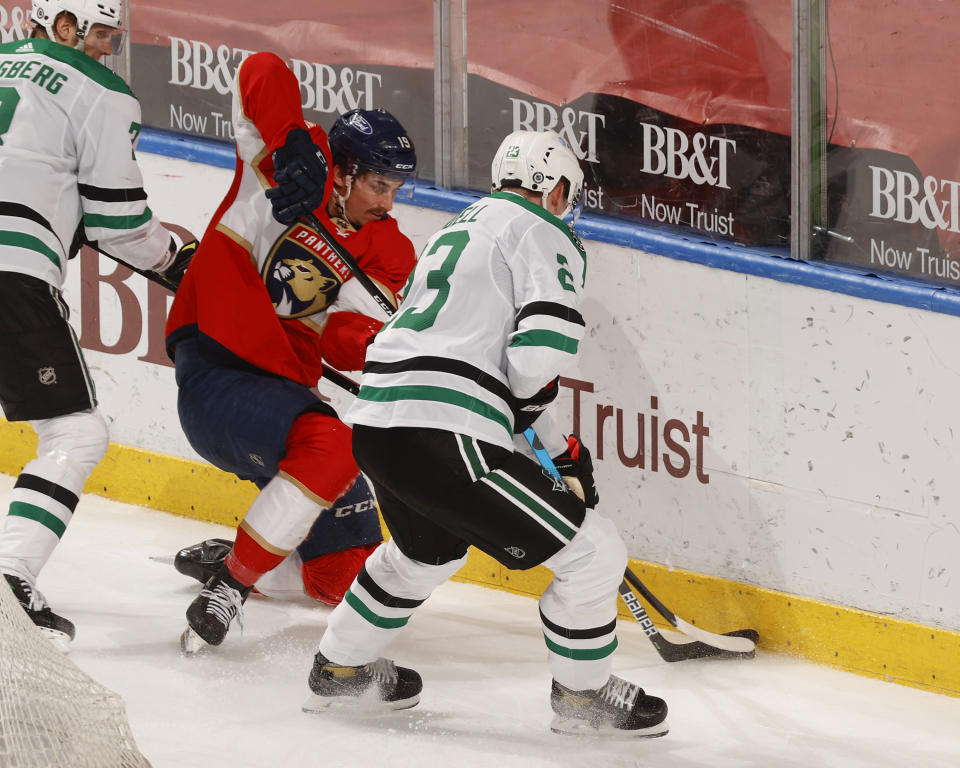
512,376 -> 559,433
552,434 -> 599,509
144,235 -> 197,292
265,128 -> 329,224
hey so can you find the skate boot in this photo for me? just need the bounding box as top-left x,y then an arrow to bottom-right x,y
4,572 -> 75,647
550,675 -> 668,737
181,564 -> 251,653
303,652 -> 422,712
174,538 -> 233,584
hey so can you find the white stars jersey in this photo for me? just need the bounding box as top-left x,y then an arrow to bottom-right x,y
346,191 -> 588,450
0,38 -> 171,289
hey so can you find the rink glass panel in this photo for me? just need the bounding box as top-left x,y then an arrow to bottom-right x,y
801,0 -> 960,288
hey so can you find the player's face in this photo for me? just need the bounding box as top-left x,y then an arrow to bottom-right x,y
84,24 -> 123,60
344,172 -> 405,227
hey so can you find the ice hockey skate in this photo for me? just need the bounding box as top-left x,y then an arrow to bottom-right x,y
549,675 -> 669,737
3,572 -> 75,651
302,652 -> 422,712
180,564 -> 251,654
173,537 -> 233,584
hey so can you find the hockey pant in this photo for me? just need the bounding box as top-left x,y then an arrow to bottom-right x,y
319,425 -> 627,692
174,337 -> 360,587
0,409 -> 109,585
225,413 -> 360,587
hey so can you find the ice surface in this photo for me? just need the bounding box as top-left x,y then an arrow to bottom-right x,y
2,473 -> 959,767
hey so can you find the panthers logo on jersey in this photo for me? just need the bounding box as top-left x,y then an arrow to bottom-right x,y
261,222 -> 353,318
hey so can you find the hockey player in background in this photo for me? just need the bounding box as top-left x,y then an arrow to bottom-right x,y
302,130 -> 670,738
0,0 -> 195,647
164,50 -> 418,651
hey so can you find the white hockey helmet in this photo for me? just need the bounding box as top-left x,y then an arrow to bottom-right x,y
491,130 -> 585,220
31,0 -> 123,41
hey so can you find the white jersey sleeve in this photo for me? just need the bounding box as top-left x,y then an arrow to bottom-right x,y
0,39 -> 171,289
76,82 -> 172,273
504,209 -> 587,399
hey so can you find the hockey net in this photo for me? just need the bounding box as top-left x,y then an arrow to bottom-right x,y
0,581 -> 151,768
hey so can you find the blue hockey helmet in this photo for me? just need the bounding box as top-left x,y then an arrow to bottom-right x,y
328,109 -> 417,182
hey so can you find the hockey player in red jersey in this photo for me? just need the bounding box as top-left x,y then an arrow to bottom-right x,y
164,51 -> 417,650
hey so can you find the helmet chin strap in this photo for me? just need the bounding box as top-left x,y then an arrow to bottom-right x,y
330,175 -> 358,231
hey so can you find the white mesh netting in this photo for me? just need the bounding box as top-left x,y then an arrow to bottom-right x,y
0,581 -> 151,768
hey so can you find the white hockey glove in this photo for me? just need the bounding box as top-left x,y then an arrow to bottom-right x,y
149,233 -> 198,292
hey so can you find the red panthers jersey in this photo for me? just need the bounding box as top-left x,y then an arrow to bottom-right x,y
165,51 -> 415,386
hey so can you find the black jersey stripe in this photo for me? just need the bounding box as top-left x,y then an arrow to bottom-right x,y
363,356 -> 514,404
78,184 -> 148,203
539,608 -> 618,640
0,202 -> 55,234
516,301 -> 585,328
14,473 -> 80,512
356,565 -> 425,609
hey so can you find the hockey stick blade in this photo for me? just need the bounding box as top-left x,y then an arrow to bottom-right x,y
523,428 -> 758,660
623,567 -> 758,654
618,582 -> 756,662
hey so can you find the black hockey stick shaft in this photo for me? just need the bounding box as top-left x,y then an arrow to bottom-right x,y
302,212 -> 397,317
320,365 -> 359,395
524,429 -> 758,658
298,214 -> 393,395
84,239 -> 175,291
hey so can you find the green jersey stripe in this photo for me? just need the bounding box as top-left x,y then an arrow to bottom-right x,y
484,471 -> 578,541
509,329 -> 580,354
489,191 -> 585,255
0,230 -> 61,268
8,501 -> 67,538
543,634 -> 619,660
344,590 -> 411,629
357,383 -> 513,436
83,207 -> 153,231
0,39 -> 133,96
457,435 -> 486,480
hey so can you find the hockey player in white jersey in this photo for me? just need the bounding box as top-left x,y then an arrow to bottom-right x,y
0,0 -> 195,647
304,129 -> 669,736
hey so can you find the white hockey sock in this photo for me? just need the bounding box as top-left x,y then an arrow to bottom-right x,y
540,509 -> 628,691
252,550 -> 306,599
318,539 -> 466,666
0,411 -> 107,583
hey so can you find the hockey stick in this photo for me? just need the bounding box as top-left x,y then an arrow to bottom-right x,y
298,214 -> 396,395
84,239 -> 176,291
320,365 -> 360,396
302,212 -> 397,317
523,428 -> 758,661
308,207 -> 758,658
